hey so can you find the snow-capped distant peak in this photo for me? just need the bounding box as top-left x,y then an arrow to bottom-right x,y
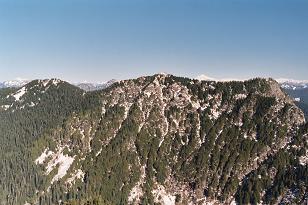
196,75 -> 308,90
2,78 -> 29,88
196,74 -> 247,82
276,78 -> 308,84
277,78 -> 308,90
74,79 -> 117,91
0,78 -> 117,91
196,74 -> 217,81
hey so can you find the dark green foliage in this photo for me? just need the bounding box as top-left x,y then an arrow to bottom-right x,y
0,81 -> 91,205
0,75 -> 306,205
236,124 -> 308,205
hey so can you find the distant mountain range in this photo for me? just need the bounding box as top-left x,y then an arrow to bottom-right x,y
0,79 -> 30,88
279,81 -> 308,120
0,79 -> 117,91
196,75 -> 308,89
2,76 -> 308,91
277,78 -> 308,90
1,77 -> 307,119
75,79 -> 117,91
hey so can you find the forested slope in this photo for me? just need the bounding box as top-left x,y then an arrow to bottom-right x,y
0,75 -> 307,205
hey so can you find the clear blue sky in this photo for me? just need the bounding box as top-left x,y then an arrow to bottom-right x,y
0,0 -> 307,82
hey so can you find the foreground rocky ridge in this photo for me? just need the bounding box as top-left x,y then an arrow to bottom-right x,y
0,74 -> 307,205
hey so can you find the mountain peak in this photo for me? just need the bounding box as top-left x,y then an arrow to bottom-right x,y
0,73 -> 307,205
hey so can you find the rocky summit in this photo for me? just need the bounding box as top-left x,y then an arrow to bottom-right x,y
0,74 -> 307,205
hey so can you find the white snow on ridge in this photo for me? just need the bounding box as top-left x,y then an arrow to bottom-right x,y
294,97 -> 300,102
12,86 -> 27,101
35,147 -> 75,184
35,148 -> 53,164
48,153 -> 75,184
52,79 -> 61,86
42,80 -> 49,87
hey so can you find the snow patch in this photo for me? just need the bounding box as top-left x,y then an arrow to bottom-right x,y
41,79 -> 61,91
52,79 -> 61,86
210,108 -> 220,120
152,184 -> 176,205
66,169 -> 85,185
191,100 -> 201,109
96,148 -> 103,157
28,102 -> 36,107
12,86 -> 27,101
230,200 -> 237,205
235,93 -> 247,100
128,165 -> 146,203
158,138 -> 164,147
1,104 -> 11,110
36,146 -> 75,184
299,151 -> 308,166
35,148 -> 53,164
47,153 -> 75,184
42,80 -> 49,87
35,146 -> 75,184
